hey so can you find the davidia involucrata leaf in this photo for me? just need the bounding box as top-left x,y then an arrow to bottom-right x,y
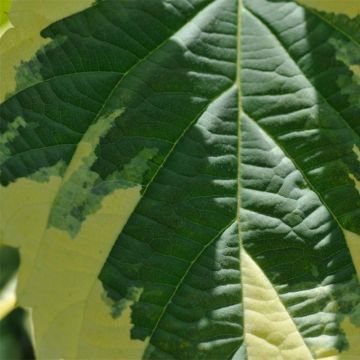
0,0 -> 359,359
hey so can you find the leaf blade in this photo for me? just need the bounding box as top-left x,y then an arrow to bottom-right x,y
0,0 -> 359,359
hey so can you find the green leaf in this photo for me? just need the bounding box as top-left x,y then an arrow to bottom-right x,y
0,0 -> 11,37
0,0 -> 359,359
0,308 -> 34,360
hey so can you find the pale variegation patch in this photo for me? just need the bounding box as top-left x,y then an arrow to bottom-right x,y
0,97 -> 157,358
349,173 -> 360,195
0,0 -> 11,36
348,145 -> 360,196
298,0 -> 360,18
316,311 -> 360,360
353,145 -> 360,162
48,110 -> 124,237
0,167 -> 145,359
47,109 -> 158,237
343,230 -> 360,279
241,250 -> 313,360
328,229 -> 360,360
63,110 -> 124,182
0,0 -> 94,101
0,98 -> 156,358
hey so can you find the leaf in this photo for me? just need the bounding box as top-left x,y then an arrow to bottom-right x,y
0,0 -> 359,359
0,0 -> 11,37
0,308 -> 35,360
0,246 -> 18,319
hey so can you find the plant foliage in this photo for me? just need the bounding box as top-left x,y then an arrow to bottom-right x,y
0,0 -> 360,359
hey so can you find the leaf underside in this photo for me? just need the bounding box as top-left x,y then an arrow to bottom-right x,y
0,0 -> 359,359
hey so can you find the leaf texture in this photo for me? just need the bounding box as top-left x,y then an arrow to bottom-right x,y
0,0 -> 359,359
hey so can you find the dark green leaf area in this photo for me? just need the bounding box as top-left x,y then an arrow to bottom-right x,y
0,0 -> 219,185
243,0 -> 360,232
100,88 -> 241,359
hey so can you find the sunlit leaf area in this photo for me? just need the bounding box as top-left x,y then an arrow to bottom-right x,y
0,0 -> 359,359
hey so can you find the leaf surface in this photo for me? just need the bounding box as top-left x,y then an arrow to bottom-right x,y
0,0 -> 359,359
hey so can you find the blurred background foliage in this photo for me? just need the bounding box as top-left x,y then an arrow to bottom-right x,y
0,0 -> 12,36
0,246 -> 34,359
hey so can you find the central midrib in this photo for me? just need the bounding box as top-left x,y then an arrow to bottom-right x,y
236,0 -> 246,359
235,2 -> 314,359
